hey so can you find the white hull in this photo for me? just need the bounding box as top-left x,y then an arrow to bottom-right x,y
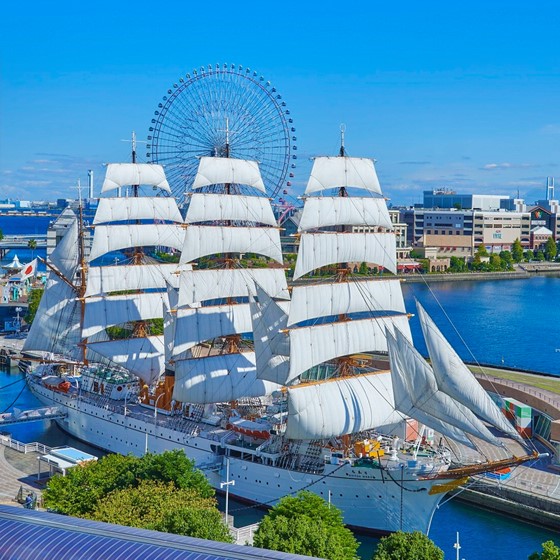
29,379 -> 449,534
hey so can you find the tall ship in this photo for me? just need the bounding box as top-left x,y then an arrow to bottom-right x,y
23,137 -> 539,535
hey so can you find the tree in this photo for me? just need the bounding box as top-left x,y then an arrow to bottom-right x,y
0,228 -> 3,241
25,288 -> 44,325
89,480 -> 232,542
43,450 -> 214,516
529,540 -> 560,560
524,249 -> 534,261
27,238 -> 37,258
373,531 -> 443,560
449,256 -> 467,272
544,237 -> 557,261
253,491 -> 359,560
475,243 -> 489,257
512,238 -> 524,262
536,250 -> 545,261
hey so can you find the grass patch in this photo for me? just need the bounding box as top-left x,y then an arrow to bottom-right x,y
470,366 -> 560,395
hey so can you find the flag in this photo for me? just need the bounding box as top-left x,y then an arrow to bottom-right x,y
20,259 -> 37,281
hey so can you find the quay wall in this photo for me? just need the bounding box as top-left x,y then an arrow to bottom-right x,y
453,486 -> 560,532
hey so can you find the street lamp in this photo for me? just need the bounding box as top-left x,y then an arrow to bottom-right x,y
15,307 -> 22,333
220,457 -> 235,528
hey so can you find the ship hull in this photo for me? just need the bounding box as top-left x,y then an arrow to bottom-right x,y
29,379 -> 447,534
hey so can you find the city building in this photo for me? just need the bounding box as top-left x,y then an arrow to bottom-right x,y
422,189 -> 514,211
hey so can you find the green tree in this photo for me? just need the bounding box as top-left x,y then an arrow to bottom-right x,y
25,288 -> 44,324
449,256 -> 467,272
529,540 -> 560,560
536,250 -> 545,261
488,254 -> 502,271
358,262 -> 368,275
524,249 -> 534,261
373,531 -> 443,560
512,238 -> 524,262
475,243 -> 489,257
253,491 -> 359,560
544,237 -> 557,261
0,228 -> 3,241
27,238 -> 37,258
89,480 -> 232,542
43,450 -> 214,516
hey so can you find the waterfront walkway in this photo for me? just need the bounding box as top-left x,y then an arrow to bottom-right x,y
0,440 -> 43,505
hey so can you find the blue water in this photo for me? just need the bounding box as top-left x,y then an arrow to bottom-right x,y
403,276 -> 560,375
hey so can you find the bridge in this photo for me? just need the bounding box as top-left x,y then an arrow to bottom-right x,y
0,235 -> 47,258
0,406 -> 66,426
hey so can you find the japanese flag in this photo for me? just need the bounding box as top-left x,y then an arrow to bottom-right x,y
20,259 -> 37,281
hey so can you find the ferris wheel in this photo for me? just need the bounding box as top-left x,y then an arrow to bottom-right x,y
146,63 -> 297,201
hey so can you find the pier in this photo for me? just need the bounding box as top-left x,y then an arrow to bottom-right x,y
0,234 -> 47,258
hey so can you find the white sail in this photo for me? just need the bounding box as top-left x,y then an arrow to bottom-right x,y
416,302 -> 522,441
179,225 -> 283,265
298,196 -> 392,232
293,232 -> 396,280
173,303 -> 252,360
83,292 -> 167,338
192,157 -> 265,192
89,224 -> 185,262
22,275 -> 82,361
85,263 -> 180,297
178,268 -> 288,307
288,279 -> 406,326
285,372 -> 402,440
306,157 -> 382,195
101,163 -> 170,193
49,215 -> 80,280
249,286 -> 291,385
173,352 -> 280,404
93,197 -> 183,225
186,193 -> 277,226
391,328 -> 503,447
163,283 -> 178,365
387,331 -> 477,449
287,315 -> 411,384
87,336 -> 165,386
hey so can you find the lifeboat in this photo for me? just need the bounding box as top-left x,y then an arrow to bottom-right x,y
227,416 -> 270,439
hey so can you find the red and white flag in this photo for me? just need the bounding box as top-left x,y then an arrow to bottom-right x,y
20,258 -> 37,281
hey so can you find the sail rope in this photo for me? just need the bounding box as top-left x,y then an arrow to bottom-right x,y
0,377 -> 25,391
228,461 -> 348,514
1,382 -> 27,414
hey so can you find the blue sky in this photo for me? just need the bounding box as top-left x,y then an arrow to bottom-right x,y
1,1 -> 559,205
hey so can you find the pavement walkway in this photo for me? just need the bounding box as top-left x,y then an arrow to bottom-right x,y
0,444 -> 43,506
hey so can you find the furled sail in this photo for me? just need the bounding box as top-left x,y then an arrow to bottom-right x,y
305,156 -> 382,195
163,283 -> 178,365
298,196 -> 392,231
101,163 -> 170,193
390,328 -> 503,447
186,193 -> 277,226
83,292 -> 168,338
287,315 -> 412,384
173,352 -> 281,404
288,279 -> 406,326
416,302 -> 522,441
178,268 -> 288,307
90,224 -> 185,262
87,336 -> 165,386
192,156 -> 266,192
94,197 -> 183,225
85,263 -> 180,298
179,225 -> 283,265
293,232 -> 396,280
285,372 -> 402,440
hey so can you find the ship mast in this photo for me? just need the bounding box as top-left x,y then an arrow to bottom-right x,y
75,179 -> 89,365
